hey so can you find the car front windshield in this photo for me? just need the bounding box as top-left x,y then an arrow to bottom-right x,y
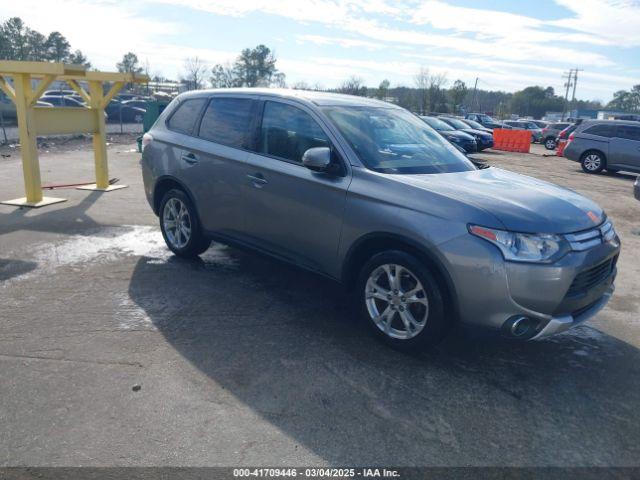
479,114 -> 495,123
464,119 -> 484,129
323,106 -> 476,175
442,117 -> 469,129
420,116 -> 454,131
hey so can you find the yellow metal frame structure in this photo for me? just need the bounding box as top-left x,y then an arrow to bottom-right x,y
0,61 -> 148,207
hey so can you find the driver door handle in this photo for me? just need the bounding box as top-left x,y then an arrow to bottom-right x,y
181,152 -> 199,164
247,173 -> 268,188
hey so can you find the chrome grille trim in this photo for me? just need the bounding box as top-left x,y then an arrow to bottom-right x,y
565,220 -> 614,252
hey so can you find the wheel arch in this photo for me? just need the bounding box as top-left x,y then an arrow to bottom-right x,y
342,232 -> 460,322
153,175 -> 201,222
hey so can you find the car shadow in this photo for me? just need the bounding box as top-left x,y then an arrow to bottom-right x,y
127,245 -> 640,465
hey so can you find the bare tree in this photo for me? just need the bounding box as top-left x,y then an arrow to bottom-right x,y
210,62 -> 237,88
292,81 -> 311,90
182,56 -> 207,91
428,72 -> 448,112
414,67 -> 430,114
337,76 -> 366,96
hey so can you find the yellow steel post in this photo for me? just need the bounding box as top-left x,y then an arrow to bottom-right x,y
76,80 -> 127,192
0,61 -> 147,207
0,73 -> 65,207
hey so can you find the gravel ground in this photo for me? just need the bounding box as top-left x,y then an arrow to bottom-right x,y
0,142 -> 639,467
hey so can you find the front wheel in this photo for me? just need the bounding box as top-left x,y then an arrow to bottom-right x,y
356,251 -> 449,351
159,189 -> 210,258
581,151 -> 605,174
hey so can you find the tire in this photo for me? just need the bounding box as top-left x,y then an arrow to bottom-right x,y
580,150 -> 605,174
355,250 -> 449,351
544,137 -> 556,150
159,189 -> 210,258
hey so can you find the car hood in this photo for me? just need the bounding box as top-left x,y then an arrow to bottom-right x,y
440,130 -> 474,141
390,167 -> 604,234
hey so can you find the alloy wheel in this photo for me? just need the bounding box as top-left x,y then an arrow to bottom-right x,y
583,154 -> 602,171
163,197 -> 191,249
364,263 -> 429,340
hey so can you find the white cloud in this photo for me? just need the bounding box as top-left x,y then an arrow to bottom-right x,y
2,0 -> 637,100
551,0 -> 640,46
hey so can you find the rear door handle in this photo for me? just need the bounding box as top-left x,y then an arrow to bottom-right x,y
181,152 -> 199,164
246,173 -> 268,188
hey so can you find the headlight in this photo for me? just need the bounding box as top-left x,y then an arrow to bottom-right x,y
469,225 -> 568,263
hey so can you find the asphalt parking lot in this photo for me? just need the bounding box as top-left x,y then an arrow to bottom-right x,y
1,141 -> 639,467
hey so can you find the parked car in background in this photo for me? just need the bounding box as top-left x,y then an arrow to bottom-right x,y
464,113 -> 511,130
541,122 -> 571,150
39,95 -> 86,107
460,118 -> 493,134
105,100 -> 146,123
635,176 -> 640,201
419,115 -> 477,153
504,120 -> 543,143
564,120 -> 640,174
142,88 -> 620,349
43,89 -> 76,97
520,119 -> 549,129
438,116 -> 494,151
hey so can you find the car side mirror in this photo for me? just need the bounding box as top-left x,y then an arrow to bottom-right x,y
302,147 -> 332,173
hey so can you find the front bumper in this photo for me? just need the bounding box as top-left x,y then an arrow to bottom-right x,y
531,284 -> 614,340
438,230 -> 620,340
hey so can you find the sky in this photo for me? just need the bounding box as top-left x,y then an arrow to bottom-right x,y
2,0 -> 640,102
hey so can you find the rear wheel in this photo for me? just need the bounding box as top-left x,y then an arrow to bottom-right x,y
356,251 -> 449,351
159,189 -> 210,258
581,151 -> 605,174
544,137 -> 556,150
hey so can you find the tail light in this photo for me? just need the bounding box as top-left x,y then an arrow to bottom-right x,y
568,133 -> 575,141
142,133 -> 153,150
559,130 -> 567,139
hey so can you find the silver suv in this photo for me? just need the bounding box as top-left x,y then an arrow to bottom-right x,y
564,120 -> 640,174
141,89 -> 620,349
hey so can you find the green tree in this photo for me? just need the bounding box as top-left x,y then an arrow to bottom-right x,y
377,79 -> 390,99
1,17 -> 29,60
68,49 -> 91,68
233,44 -> 283,87
607,85 -> 640,112
45,31 -> 71,62
116,52 -> 143,75
510,86 -> 564,118
449,79 -> 467,113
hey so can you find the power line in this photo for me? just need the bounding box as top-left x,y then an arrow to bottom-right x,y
561,68 -> 583,121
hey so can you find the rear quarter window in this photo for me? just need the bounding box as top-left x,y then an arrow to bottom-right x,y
166,98 -> 207,134
583,124 -> 616,138
617,125 -> 640,141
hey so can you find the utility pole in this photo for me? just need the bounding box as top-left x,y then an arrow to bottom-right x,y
561,69 -> 574,121
571,69 -> 583,112
471,77 -> 478,112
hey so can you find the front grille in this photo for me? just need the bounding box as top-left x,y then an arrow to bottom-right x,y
565,220 -> 615,252
567,257 -> 616,296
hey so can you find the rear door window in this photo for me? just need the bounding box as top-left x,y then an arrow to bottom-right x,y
198,97 -> 255,149
166,98 -> 206,134
259,101 -> 330,164
617,125 -> 640,141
